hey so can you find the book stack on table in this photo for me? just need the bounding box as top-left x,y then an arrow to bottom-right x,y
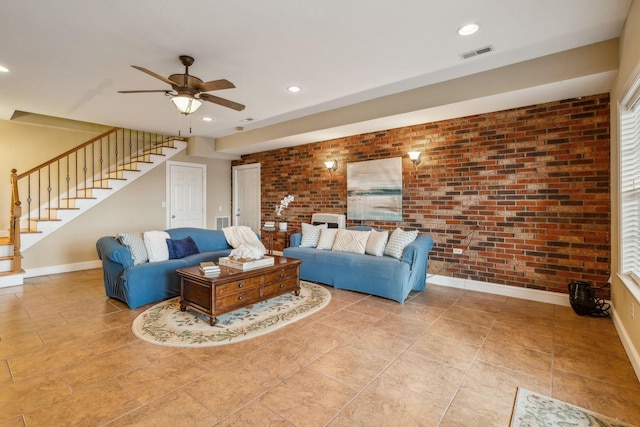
199,261 -> 220,276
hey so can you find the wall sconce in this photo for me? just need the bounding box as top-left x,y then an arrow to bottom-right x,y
324,159 -> 338,173
408,151 -> 421,170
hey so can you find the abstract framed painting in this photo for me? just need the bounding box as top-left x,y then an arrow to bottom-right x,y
347,157 -> 402,221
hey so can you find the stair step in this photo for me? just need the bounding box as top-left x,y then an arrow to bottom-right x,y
46,207 -> 80,211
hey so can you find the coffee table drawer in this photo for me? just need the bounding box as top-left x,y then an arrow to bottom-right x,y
215,276 -> 262,298
217,288 -> 262,311
263,267 -> 298,284
263,278 -> 298,298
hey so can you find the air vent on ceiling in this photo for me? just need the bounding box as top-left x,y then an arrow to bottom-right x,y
460,45 -> 494,60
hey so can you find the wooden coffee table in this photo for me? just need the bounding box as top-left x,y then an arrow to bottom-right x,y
176,255 -> 302,326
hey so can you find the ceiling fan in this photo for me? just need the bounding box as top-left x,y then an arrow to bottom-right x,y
118,55 -> 245,114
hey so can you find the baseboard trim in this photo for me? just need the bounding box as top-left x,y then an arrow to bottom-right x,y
611,306 -> 640,382
24,260 -> 102,278
426,274 -> 571,307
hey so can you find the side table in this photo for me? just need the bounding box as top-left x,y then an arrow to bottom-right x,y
261,227 -> 294,255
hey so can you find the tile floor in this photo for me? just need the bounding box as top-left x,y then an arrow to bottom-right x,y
1,269 -> 639,426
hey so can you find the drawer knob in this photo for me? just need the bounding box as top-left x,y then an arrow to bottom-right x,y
279,284 -> 284,288
238,283 -> 243,288
279,273 -> 285,277
238,295 -> 243,301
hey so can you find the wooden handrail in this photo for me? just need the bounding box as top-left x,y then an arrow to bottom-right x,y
16,127 -> 121,179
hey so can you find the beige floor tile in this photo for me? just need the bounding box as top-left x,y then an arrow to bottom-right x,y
0,416 -> 25,427
552,369 -> 640,426
427,316 -> 491,346
0,370 -> 71,421
487,320 -> 554,353
23,380 -> 139,426
387,300 -> 447,322
440,388 -> 513,426
0,333 -> 44,361
105,390 -> 218,427
117,352 -> 209,404
554,320 -> 626,357
477,338 -> 553,379
553,344 -> 640,391
185,359 -> 281,419
60,343 -> 151,389
319,308 -> 378,333
369,312 -> 433,339
217,401 -> 294,426
453,293 -> 507,314
310,343 -> 392,391
346,299 -> 394,318
443,304 -> 498,328
286,321 -> 352,354
0,361 -> 11,386
338,376 -> 446,426
241,338 -> 310,380
461,360 -> 552,404
408,331 -> 480,369
259,368 -> 356,427
380,351 -> 466,406
83,323 -> 138,354
8,339 -> 95,381
36,316 -> 111,345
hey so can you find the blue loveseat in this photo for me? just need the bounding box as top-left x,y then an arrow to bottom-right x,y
283,226 -> 434,303
96,227 -> 233,309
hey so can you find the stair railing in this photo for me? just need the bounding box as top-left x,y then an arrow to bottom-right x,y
8,127 -> 179,273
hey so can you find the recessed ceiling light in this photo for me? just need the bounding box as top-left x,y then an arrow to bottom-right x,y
201,116 -> 213,122
0,66 -> 9,73
240,118 -> 254,123
458,23 -> 479,36
287,85 -> 301,93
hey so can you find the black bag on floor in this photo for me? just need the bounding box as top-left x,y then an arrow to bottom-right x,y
568,280 -> 610,317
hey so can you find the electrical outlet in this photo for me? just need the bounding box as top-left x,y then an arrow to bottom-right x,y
453,248 -> 463,255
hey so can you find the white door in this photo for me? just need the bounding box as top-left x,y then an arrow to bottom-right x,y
167,162 -> 206,228
232,163 -> 260,232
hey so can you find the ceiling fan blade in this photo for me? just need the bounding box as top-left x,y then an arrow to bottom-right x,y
131,65 -> 178,87
199,93 -> 245,111
117,90 -> 171,93
196,79 -> 236,92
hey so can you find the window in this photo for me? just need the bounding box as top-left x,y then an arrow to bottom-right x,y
621,82 -> 640,284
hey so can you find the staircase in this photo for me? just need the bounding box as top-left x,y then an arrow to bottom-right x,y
1,127 -> 187,288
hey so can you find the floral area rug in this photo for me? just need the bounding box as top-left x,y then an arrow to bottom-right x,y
511,388 -> 636,427
132,281 -> 331,347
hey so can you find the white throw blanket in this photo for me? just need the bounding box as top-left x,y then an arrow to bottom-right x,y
222,226 -> 267,255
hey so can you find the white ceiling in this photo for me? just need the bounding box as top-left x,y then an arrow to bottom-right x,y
0,0 -> 632,155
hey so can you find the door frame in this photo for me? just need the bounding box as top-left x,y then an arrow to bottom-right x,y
232,163 -> 261,227
166,161 -> 207,229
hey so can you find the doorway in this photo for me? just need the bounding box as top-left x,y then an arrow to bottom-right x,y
232,163 -> 261,232
166,161 -> 206,228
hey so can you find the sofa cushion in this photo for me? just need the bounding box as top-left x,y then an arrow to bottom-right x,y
332,229 -> 371,254
117,232 -> 148,265
384,228 -> 418,259
300,222 -> 328,247
365,229 -> 389,257
144,230 -> 170,262
317,228 -> 338,250
167,236 -> 200,259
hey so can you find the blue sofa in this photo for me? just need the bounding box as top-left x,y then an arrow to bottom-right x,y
283,226 -> 434,303
96,227 -> 233,309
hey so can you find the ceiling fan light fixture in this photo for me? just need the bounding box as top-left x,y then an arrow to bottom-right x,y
170,94 -> 202,115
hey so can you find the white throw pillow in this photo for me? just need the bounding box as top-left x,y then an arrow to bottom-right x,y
144,230 -> 170,262
316,228 -> 338,250
332,229 -> 371,254
384,228 -> 418,259
365,229 -> 389,257
300,222 -> 328,248
117,232 -> 148,265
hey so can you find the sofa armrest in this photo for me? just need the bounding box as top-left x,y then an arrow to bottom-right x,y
96,236 -> 134,268
289,232 -> 302,247
402,234 -> 435,267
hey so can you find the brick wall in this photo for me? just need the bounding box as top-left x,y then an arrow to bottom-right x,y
233,94 -> 611,298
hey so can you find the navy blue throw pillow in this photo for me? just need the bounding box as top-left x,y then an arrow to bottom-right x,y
167,236 -> 200,259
